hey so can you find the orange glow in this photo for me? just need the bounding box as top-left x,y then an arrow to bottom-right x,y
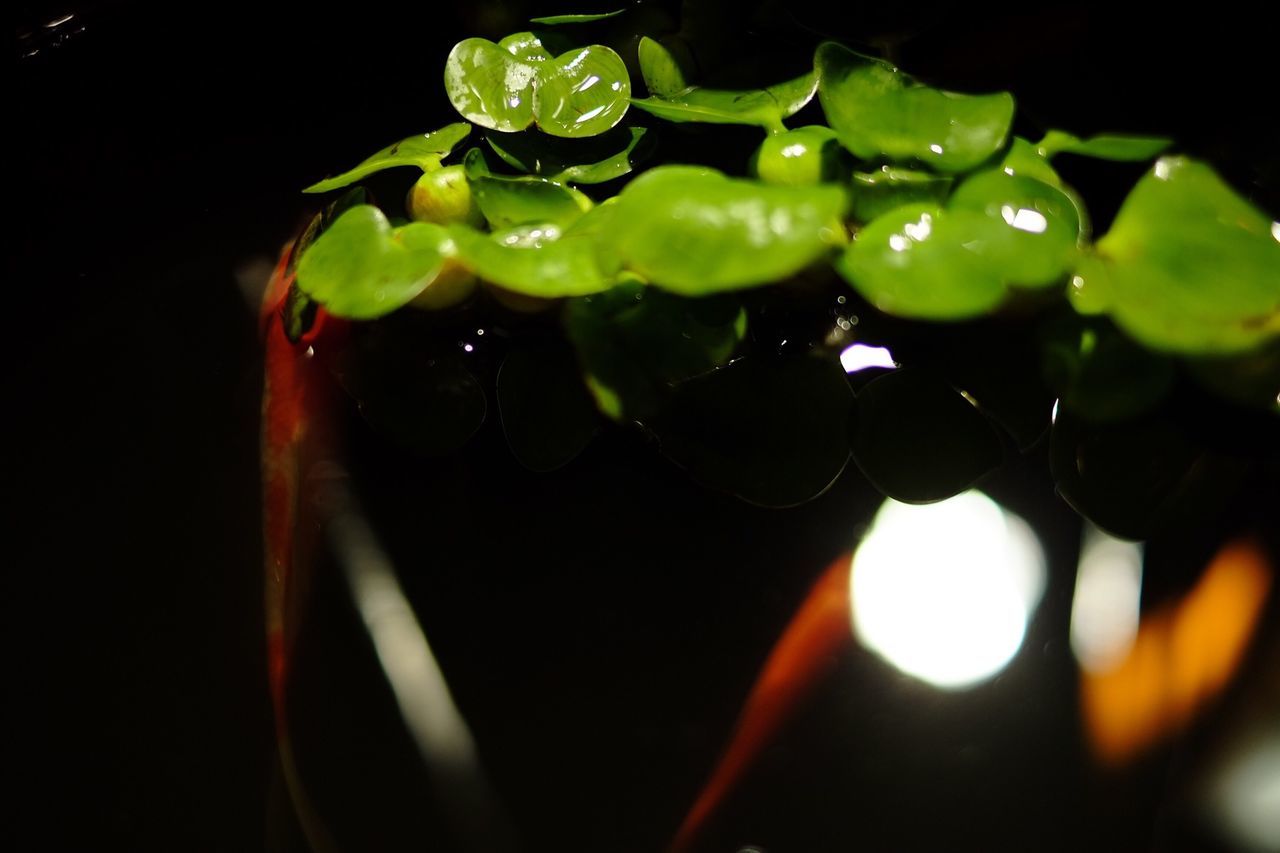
1081,537 -> 1272,766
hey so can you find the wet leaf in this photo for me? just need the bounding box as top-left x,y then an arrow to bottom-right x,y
815,42 -> 1014,173
530,9 -> 626,24
295,205 -> 452,319
850,368 -> 1003,503
303,124 -> 471,193
751,125 -> 841,187
631,70 -> 818,134
447,222 -> 618,297
463,148 -> 593,229
1040,313 -> 1176,422
848,166 -> 952,222
947,169 -> 1083,287
564,281 -> 746,419
837,204 -> 1007,320
998,137 -> 1064,187
445,38 -> 539,132
486,126 -> 650,184
497,340 -> 600,471
649,356 -> 853,507
609,166 -> 847,294
532,45 -> 632,138
636,35 -> 688,98
1077,157 -> 1280,354
499,31 -> 553,63
1037,130 -> 1172,162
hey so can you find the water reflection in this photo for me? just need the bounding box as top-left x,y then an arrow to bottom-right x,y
849,491 -> 1046,689
1070,524 -> 1143,673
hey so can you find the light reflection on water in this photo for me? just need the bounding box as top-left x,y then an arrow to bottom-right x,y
849,491 -> 1046,690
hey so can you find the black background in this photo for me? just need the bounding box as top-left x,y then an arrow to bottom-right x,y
12,2 -> 1278,851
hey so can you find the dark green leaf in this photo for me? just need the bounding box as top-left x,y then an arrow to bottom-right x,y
303,125 -> 471,193
1075,157 -> 1280,354
463,148 -> 593,229
649,356 -> 853,507
445,38 -> 538,132
848,166 -> 952,222
532,45 -> 632,138
1185,343 -> 1280,411
815,42 -> 1015,173
486,126 -> 651,184
751,126 -> 841,187
610,166 -> 848,294
295,206 -> 452,319
497,340 -> 600,471
850,368 -> 1003,503
530,9 -> 626,24
1040,313 -> 1176,422
564,281 -> 746,419
1037,130 -> 1172,162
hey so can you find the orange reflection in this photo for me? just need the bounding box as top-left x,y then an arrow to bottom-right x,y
1081,537 -> 1272,766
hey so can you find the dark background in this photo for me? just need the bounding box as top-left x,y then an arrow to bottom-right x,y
12,2 -> 1278,851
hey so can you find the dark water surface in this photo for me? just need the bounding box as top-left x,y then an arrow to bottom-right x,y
14,2 -> 1279,851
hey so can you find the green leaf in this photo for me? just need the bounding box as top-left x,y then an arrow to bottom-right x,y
303,124 -> 471,193
848,166 -> 952,222
837,204 -> 1007,320
497,340 -> 600,471
1037,130 -> 1172,162
751,125 -> 841,187
1078,156 -> 1280,354
850,368 -> 1003,503
445,38 -> 539,132
447,222 -> 619,297
648,356 -> 853,507
499,31 -> 553,63
815,42 -> 1015,173
947,169 -> 1083,287
463,149 -> 593,229
1040,313 -> 1175,422
530,9 -> 626,24
998,136 -> 1064,187
630,69 -> 819,134
295,205 -> 452,319
564,281 -> 746,419
486,126 -> 651,184
532,45 -> 632,138
637,35 -> 688,98
609,166 -> 848,294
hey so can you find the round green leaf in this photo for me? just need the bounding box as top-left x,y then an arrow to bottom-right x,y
837,204 -> 1007,320
850,368 -> 1003,503
610,166 -> 848,294
751,126 -> 841,187
815,42 -> 1014,173
532,45 -> 631,138
447,222 -> 618,297
303,124 -> 471,193
499,31 -> 553,63
948,169 -> 1083,287
295,205 -> 452,319
445,38 -> 538,132
848,166 -> 952,222
1084,156 -> 1280,354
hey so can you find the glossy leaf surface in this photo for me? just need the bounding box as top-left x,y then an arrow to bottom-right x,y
752,126 -> 841,187
295,206 -> 452,319
816,42 -> 1014,173
636,35 -> 688,98
1038,130 -> 1172,162
532,45 -> 632,138
650,356 -> 853,507
303,124 -> 471,193
610,166 -> 847,294
850,368 -> 1003,503
499,31 -> 553,63
463,149 -> 592,229
1078,157 -> 1280,354
487,126 -> 650,184
848,166 -> 952,222
447,222 -> 618,297
445,38 -> 538,132
529,9 -> 625,24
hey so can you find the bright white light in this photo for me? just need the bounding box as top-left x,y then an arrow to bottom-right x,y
888,234 -> 909,252
1271,221 -> 1279,242
903,213 -> 933,242
1070,524 -> 1143,673
929,143 -> 944,155
1207,732 -> 1280,852
781,143 -> 807,158
850,492 -> 1046,690
840,344 -> 896,373
1000,206 -> 1049,234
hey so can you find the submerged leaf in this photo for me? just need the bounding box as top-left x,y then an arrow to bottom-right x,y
1077,157 -> 1280,354
295,205 -> 452,319
304,124 -> 471,193
609,166 -> 847,294
815,42 -> 1014,173
498,340 -> 600,471
1040,313 -> 1176,422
